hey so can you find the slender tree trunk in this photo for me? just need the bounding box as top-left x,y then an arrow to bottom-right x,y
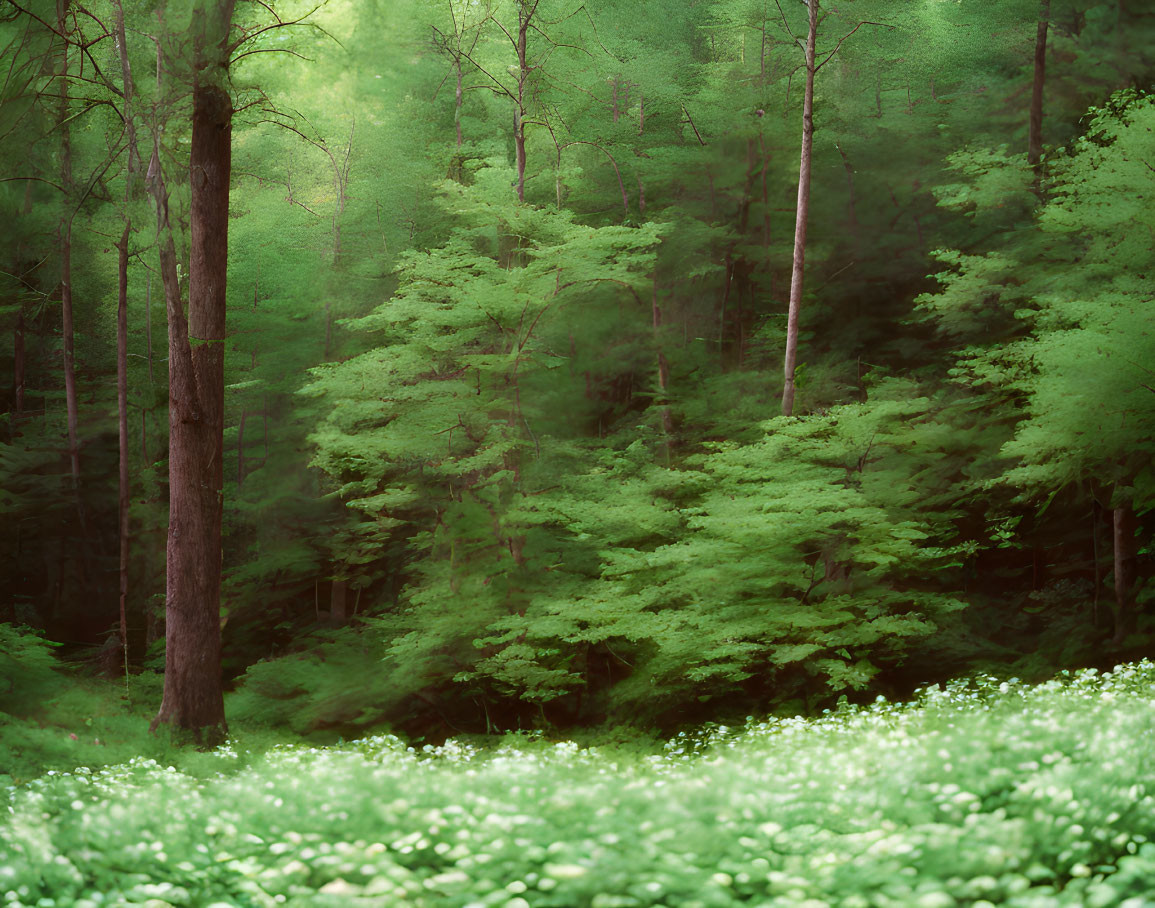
514,1 -> 530,202
455,58 -> 463,147
638,90 -> 644,135
1112,500 -> 1137,644
57,0 -> 81,483
781,0 -> 817,417
1028,0 -> 1050,166
151,0 -> 235,744
113,0 -> 140,674
116,224 -> 131,669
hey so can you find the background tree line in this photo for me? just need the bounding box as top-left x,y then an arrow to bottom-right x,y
0,0 -> 1152,741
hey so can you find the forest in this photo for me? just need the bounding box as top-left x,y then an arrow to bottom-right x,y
1,0 -> 1154,902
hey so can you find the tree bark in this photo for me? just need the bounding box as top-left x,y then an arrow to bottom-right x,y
1112,500 -> 1138,644
781,0 -> 817,417
1028,0 -> 1050,166
151,0 -> 235,745
514,0 -> 530,202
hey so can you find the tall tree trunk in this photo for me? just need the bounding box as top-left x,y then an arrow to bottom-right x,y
514,1 -> 530,202
1112,499 -> 1137,644
781,0 -> 817,417
113,0 -> 139,674
1028,0 -> 1050,166
116,224 -> 131,670
151,0 -> 235,745
57,0 -> 81,483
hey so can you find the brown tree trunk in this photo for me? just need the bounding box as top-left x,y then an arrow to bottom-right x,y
1028,0 -> 1050,166
1112,500 -> 1137,644
782,0 -> 817,417
514,1 -> 530,202
151,0 -> 235,745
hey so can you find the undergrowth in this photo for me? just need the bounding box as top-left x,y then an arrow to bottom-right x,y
2,662 -> 1154,906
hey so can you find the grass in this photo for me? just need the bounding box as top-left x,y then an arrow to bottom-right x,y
2,662 -> 1155,907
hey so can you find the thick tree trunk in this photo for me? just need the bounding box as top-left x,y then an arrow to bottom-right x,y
1112,500 -> 1138,644
151,3 -> 235,744
1028,0 -> 1050,166
781,0 -> 818,417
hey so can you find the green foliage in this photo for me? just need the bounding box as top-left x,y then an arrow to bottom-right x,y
0,624 -> 67,716
5,663 -> 1155,906
227,628 -> 395,736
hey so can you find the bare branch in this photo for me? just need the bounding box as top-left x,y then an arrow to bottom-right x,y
231,46 -> 311,65
814,20 -> 894,73
0,175 -> 67,192
771,0 -> 798,45
681,103 -> 706,145
225,1 -> 331,55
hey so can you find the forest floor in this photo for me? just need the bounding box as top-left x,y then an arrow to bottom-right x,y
2,663 -> 1154,907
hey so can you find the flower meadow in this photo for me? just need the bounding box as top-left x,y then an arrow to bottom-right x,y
3,663 -> 1155,908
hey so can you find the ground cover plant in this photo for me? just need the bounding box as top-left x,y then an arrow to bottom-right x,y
3,662 -> 1154,907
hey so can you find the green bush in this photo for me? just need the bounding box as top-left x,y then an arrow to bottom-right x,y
3,662 -> 1155,906
0,623 -> 68,716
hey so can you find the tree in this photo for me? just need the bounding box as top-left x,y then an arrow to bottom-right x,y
1028,0 -> 1051,166
150,0 -> 237,744
779,0 -> 817,417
